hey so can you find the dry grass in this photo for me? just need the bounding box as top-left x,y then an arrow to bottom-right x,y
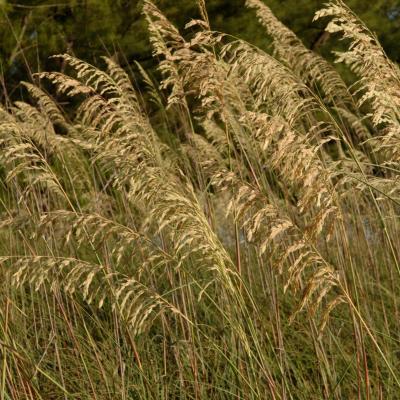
1,0 -> 400,398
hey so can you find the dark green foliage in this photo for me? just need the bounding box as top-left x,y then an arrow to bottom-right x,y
1,0 -> 399,99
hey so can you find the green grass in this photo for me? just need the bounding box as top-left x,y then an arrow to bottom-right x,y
1,0 -> 400,398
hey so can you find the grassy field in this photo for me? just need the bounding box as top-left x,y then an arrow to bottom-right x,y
1,0 -> 400,398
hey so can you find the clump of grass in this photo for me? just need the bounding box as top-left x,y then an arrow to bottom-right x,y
1,0 -> 400,398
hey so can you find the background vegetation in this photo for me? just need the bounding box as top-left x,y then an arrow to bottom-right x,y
1,0 -> 400,399
1,0 -> 400,99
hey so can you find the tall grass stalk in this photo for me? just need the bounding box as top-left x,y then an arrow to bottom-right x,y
1,0 -> 400,398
